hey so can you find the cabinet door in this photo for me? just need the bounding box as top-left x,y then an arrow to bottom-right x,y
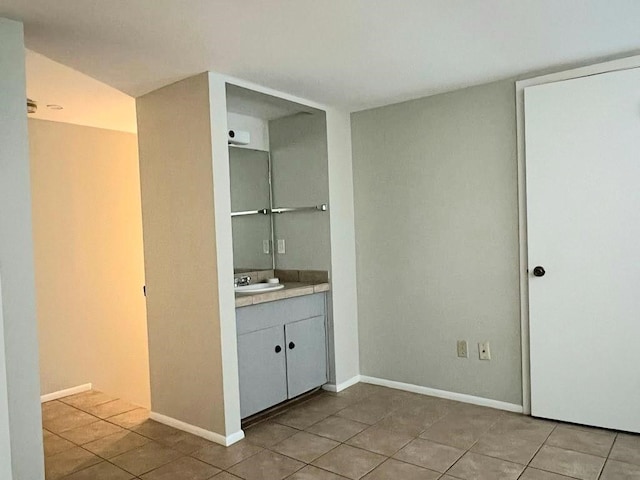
237,326 -> 287,418
285,316 -> 327,398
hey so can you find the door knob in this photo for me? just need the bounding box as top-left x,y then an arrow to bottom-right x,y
533,266 -> 546,277
288,342 -> 296,350
275,345 -> 282,353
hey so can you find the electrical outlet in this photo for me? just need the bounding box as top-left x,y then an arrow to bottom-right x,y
263,239 -> 270,254
478,341 -> 491,360
277,239 -> 286,254
457,340 -> 468,358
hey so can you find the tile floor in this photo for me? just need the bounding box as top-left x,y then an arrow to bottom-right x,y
42,384 -> 640,480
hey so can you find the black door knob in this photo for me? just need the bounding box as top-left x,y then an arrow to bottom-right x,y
533,266 -> 546,277
288,342 -> 296,350
275,345 -> 282,353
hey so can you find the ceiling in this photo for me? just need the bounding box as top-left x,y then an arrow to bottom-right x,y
26,50 -> 136,133
226,85 -> 318,121
3,0 -> 640,112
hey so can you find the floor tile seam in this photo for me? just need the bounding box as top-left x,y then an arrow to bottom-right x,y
85,404 -> 142,420
246,417 -> 306,435
278,461 -> 329,480
458,448 -> 531,469
541,440 -> 613,461
111,449 -> 188,477
55,399 -> 113,418
88,446 -> 123,463
602,456 -> 640,468
271,412 -> 333,431
344,436 -> 414,457
560,423 -> 620,437
469,430 -> 552,465
122,451 -> 197,480
47,408 -> 108,433
594,434 -> 616,480
440,471 -> 464,480
280,462 -> 351,480
538,441 -> 610,461
126,424 -> 194,446
443,452 -> 529,480
380,455 -> 444,476
303,425 -> 365,444
57,423 -> 129,449
267,440 -> 342,463
362,417 -> 428,439
186,442 -> 266,470
225,451 -> 307,480
50,444 -> 105,479
392,448 -> 460,474
601,431 -> 618,465
521,463 -> 585,480
426,441 -> 470,477
58,393 -> 118,411
83,420 -> 153,459
411,433 -> 477,453
67,456 -> 138,480
524,422 -> 558,474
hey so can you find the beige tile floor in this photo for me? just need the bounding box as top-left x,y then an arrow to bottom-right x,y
42,384 -> 640,480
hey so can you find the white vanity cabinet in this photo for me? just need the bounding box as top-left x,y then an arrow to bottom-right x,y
236,293 -> 327,418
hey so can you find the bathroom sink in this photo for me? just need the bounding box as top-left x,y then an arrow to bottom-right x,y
235,283 -> 285,294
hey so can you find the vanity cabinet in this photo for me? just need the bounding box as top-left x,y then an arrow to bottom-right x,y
237,325 -> 288,418
236,293 -> 327,418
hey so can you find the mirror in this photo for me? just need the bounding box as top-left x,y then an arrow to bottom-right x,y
229,147 -> 274,271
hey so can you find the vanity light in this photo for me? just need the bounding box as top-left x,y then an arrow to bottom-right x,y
46,104 -> 64,110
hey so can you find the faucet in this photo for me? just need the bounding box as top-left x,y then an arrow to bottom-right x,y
234,275 -> 251,288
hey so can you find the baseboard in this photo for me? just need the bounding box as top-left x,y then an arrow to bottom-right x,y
41,383 -> 92,403
149,412 -> 244,447
322,375 -> 361,393
359,376 -> 524,413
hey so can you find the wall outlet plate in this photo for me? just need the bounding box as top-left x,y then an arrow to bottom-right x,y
456,340 -> 468,358
478,341 -> 491,360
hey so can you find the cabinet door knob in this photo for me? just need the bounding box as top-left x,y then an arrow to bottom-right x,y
288,342 -> 295,350
275,345 -> 282,353
533,266 -> 546,277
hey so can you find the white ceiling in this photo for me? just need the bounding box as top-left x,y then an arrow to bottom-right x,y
26,50 -> 136,133
226,85 -> 318,120
3,0 -> 640,112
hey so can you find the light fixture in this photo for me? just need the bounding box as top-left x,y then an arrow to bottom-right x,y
46,104 -> 63,110
27,98 -> 37,114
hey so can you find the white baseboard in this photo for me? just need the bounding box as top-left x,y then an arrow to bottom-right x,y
360,376 -> 523,413
41,383 -> 92,403
149,412 -> 244,447
322,375 -> 361,393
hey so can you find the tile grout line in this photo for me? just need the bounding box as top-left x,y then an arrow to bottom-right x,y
596,431 -> 619,480
47,386 -> 638,480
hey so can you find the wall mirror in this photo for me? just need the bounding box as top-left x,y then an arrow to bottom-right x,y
229,146 -> 274,271
227,84 -> 331,276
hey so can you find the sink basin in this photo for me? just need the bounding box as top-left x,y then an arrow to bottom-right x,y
235,283 -> 285,294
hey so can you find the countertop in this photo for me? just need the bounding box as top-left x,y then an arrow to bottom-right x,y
235,281 -> 329,308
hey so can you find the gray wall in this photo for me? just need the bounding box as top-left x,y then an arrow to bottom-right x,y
137,74 -> 230,435
351,80 -> 522,405
270,113 -> 331,271
0,18 -> 45,478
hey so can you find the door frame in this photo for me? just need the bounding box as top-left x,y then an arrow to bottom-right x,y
516,54 -> 640,415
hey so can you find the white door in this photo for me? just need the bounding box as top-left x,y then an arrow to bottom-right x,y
526,67 -> 640,433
